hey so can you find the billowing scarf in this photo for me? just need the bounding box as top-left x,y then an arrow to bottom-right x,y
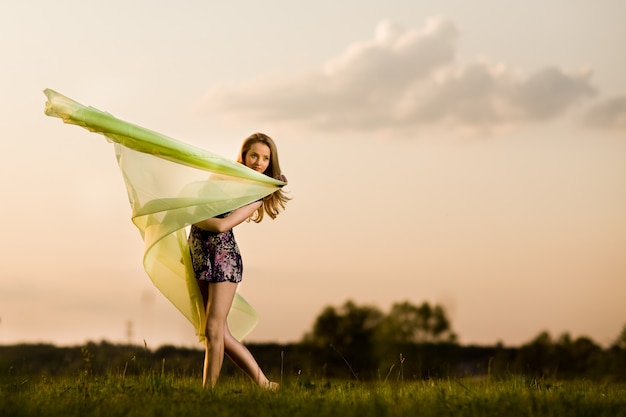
44,89 -> 285,341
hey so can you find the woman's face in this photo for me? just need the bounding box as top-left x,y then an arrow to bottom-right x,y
244,142 -> 271,174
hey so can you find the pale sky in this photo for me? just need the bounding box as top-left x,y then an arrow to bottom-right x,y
1,0 -> 625,349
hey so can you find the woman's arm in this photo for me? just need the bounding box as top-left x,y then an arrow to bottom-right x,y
193,201 -> 262,233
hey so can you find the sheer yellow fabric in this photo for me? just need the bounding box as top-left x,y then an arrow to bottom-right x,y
44,89 -> 285,342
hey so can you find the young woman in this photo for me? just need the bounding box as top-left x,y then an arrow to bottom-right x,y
188,133 -> 289,389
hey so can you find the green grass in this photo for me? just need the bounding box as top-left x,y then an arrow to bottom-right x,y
1,374 -> 625,417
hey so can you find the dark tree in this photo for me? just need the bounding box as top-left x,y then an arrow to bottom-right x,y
303,300 -> 384,349
375,301 -> 457,345
302,299 -> 458,378
302,300 -> 384,377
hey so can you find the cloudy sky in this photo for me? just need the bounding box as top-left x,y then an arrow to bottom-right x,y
1,0 -> 625,349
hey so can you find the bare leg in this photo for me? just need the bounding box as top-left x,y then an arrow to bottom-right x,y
224,325 -> 278,389
203,281 -> 237,388
201,281 -> 277,389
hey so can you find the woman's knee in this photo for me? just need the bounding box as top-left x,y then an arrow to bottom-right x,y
223,330 -> 239,350
205,320 -> 225,343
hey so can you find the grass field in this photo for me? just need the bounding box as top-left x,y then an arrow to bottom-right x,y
1,373 -> 625,417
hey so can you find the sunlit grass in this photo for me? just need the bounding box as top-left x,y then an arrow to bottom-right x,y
1,373 -> 625,417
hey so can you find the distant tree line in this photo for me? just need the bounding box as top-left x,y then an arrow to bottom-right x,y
1,300 -> 625,382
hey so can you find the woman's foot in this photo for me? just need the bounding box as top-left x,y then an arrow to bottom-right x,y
261,381 -> 279,391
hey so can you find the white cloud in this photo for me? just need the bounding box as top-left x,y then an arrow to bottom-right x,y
200,17 -> 597,133
582,96 -> 626,130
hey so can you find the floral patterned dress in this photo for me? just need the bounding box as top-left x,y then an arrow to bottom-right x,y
188,213 -> 243,283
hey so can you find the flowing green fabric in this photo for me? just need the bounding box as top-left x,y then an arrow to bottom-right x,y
44,89 -> 285,342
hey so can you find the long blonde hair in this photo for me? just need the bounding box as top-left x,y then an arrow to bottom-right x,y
237,132 -> 290,222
